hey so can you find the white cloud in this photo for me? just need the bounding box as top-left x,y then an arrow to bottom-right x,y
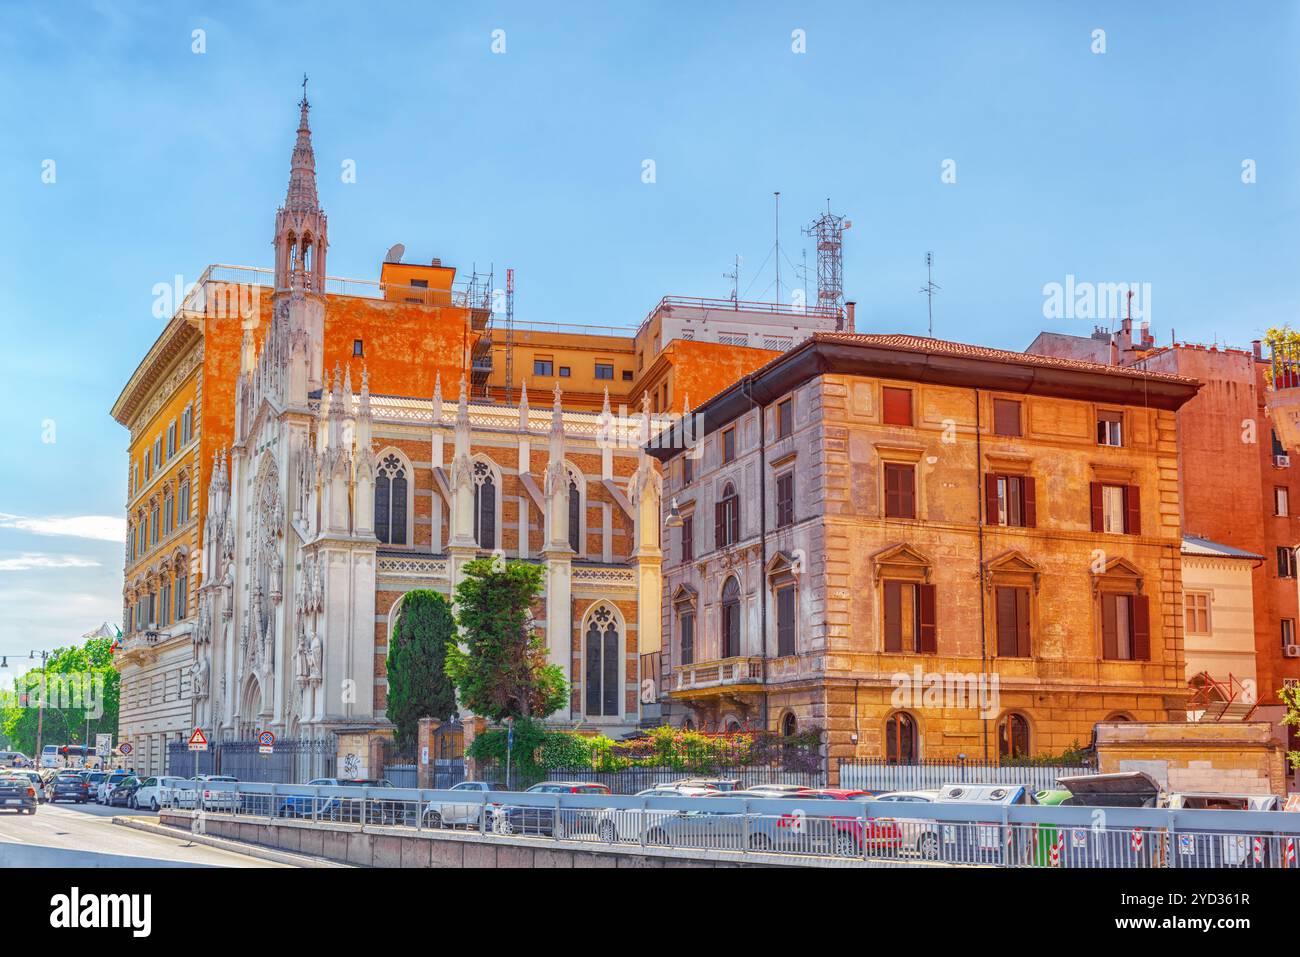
0,513 -> 126,543
0,553 -> 102,572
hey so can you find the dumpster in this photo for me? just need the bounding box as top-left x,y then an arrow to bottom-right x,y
934,783 -> 1037,865
1030,788 -> 1072,866
1046,772 -> 1163,867
1167,792 -> 1282,867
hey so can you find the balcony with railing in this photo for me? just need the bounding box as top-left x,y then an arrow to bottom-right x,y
671,656 -> 765,694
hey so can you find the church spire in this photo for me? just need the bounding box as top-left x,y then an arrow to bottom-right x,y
286,75 -> 319,212
274,76 -> 328,292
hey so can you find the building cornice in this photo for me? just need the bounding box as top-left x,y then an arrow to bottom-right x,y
111,312 -> 203,428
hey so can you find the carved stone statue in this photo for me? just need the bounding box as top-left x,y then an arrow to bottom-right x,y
191,653 -> 210,700
307,630 -> 323,684
294,619 -> 310,687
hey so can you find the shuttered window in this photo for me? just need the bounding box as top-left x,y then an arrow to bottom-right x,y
993,398 -> 1022,437
775,472 -> 794,528
1102,592 -> 1150,661
776,399 -> 793,439
985,473 -> 1036,527
995,586 -> 1031,657
680,514 -> 693,563
882,387 -> 913,426
884,463 -> 916,519
1090,482 -> 1140,535
715,482 -> 740,547
679,611 -> 694,666
883,581 -> 937,653
776,585 -> 796,657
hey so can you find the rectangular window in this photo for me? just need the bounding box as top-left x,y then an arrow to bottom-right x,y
179,484 -> 190,524
1091,482 -> 1140,535
144,450 -> 151,479
882,581 -> 937,653
558,366 -> 571,377
181,406 -> 193,445
986,473 -> 1036,528
1273,430 -> 1286,457
622,370 -> 633,381
775,472 -> 794,528
1278,547 -> 1296,579
680,611 -> 695,666
533,357 -> 554,376
1184,592 -> 1211,635
776,585 -> 796,657
1102,592 -> 1150,660
995,586 -> 1032,657
776,398 -> 793,439
883,463 -> 916,519
683,454 -> 694,485
1277,487 -> 1290,517
882,387 -> 913,426
680,514 -> 693,563
160,582 -> 171,627
163,496 -> 173,533
1284,619 -> 1296,649
166,422 -> 177,458
353,339 -> 364,357
993,398 -> 1022,437
1097,410 -> 1124,447
722,428 -> 736,463
175,575 -> 187,620
595,362 -> 614,380
154,436 -> 162,468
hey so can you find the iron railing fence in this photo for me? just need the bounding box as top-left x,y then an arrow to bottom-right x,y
184,780 -> 1300,869
838,759 -> 1096,793
166,737 -> 335,784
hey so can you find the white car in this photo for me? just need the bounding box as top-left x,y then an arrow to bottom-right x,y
589,785 -> 717,843
421,780 -> 499,829
96,771 -> 131,804
133,776 -> 189,811
6,769 -> 47,803
874,789 -> 941,859
196,775 -> 240,811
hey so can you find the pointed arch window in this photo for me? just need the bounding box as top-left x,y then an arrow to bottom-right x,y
374,453 -> 409,545
886,711 -> 918,764
568,477 -> 581,554
716,481 -> 740,548
584,604 -> 621,718
473,460 -> 496,550
998,713 -> 1030,760
721,576 -> 741,658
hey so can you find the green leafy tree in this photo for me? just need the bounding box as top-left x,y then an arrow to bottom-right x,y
444,558 -> 566,721
0,636 -> 120,757
1282,684 -> 1300,773
385,590 -> 458,749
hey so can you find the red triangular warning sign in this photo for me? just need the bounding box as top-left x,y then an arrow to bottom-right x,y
188,728 -> 208,747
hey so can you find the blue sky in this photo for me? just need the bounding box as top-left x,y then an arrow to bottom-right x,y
0,0 -> 1295,653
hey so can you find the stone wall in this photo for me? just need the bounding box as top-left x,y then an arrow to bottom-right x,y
1095,720 -> 1288,796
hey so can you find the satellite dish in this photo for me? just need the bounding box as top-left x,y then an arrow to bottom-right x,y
385,243 -> 405,264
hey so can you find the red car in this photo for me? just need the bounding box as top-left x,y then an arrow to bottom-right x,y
785,788 -> 902,855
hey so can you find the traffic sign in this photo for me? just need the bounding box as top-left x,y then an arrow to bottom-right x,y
258,730 -> 275,754
95,733 -> 112,757
118,742 -> 133,756
188,728 -> 209,751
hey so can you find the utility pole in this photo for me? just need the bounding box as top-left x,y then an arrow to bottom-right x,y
29,649 -> 49,768
773,191 -> 781,305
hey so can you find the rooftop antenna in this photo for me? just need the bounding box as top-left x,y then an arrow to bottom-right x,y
918,251 -> 940,337
773,191 -> 782,305
803,199 -> 850,317
723,255 -> 741,303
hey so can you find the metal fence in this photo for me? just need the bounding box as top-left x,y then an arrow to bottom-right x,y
185,779 -> 1300,869
838,759 -> 1095,793
166,737 -> 336,784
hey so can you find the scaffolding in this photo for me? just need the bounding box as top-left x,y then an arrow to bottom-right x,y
464,265 -> 494,398
803,202 -> 848,320
504,268 -> 515,406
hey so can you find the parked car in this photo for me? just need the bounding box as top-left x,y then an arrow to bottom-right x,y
96,770 -> 131,805
131,776 -> 188,811
107,777 -> 142,808
588,785 -> 717,843
49,772 -> 92,804
0,774 -> 38,814
195,775 -> 241,812
671,777 -> 742,792
870,789 -> 941,859
0,751 -> 31,768
276,778 -> 401,823
421,780 -> 500,829
496,782 -> 612,838
738,783 -> 813,798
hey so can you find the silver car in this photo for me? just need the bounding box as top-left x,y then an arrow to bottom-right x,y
874,789 -> 941,859
422,780 -> 498,829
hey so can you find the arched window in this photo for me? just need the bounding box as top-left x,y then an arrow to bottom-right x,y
715,481 -> 740,548
584,604 -> 621,718
998,713 -> 1030,760
721,576 -> 741,658
374,452 -> 409,545
568,477 -> 581,554
885,711 -> 918,764
473,460 -> 496,550
725,718 -> 743,733
781,711 -> 798,738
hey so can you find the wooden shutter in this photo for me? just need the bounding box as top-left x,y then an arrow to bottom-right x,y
883,581 -> 902,652
899,466 -> 915,518
1022,475 -> 1037,528
1089,482 -> 1104,532
985,473 -> 1000,525
1132,594 -> 1151,660
1015,588 -> 1032,657
729,497 -> 740,543
777,586 -> 796,657
1125,485 -> 1142,536
882,387 -> 912,426
715,501 -> 726,547
1101,593 -> 1119,659
995,587 -> 1017,657
918,583 -> 937,653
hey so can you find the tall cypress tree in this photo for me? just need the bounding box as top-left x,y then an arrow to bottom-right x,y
386,590 -> 458,749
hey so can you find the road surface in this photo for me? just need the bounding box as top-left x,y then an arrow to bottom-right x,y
0,800 -> 289,867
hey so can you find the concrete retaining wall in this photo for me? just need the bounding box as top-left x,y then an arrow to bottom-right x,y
158,810 -> 802,868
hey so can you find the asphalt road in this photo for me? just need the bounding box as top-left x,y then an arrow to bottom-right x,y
0,799 -> 289,867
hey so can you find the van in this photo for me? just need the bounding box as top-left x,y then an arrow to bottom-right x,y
0,751 -> 30,769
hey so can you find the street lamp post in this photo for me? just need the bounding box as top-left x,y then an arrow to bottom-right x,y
29,650 -> 50,769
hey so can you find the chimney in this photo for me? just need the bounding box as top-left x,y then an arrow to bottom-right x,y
431,257 -> 442,267
844,300 -> 856,333
1253,340 -> 1263,360
1139,321 -> 1152,348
